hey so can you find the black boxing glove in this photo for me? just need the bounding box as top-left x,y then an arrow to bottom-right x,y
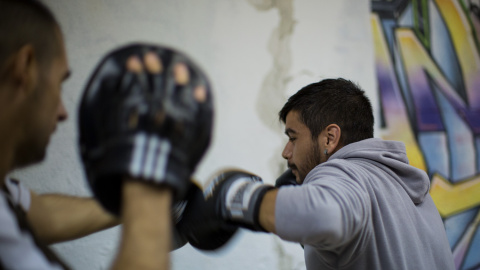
275,169 -> 298,187
170,182 -> 204,250
78,43 -> 213,215
178,170 -> 274,251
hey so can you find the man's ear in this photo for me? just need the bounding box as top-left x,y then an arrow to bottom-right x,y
10,44 -> 39,96
319,124 -> 341,153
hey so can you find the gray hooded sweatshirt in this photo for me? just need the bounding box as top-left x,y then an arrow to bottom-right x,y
275,138 -> 455,270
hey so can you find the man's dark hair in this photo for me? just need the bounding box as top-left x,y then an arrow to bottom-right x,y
279,78 -> 374,146
0,0 -> 60,71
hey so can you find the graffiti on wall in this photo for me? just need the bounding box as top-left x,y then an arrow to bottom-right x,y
371,0 -> 480,269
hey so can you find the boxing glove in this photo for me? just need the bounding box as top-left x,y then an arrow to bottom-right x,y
78,43 -> 213,215
275,169 -> 298,187
178,170 -> 274,250
170,182 -> 204,250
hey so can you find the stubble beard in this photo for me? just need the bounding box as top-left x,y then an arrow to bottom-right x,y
14,80 -> 51,169
297,140 -> 323,184
14,137 -> 48,169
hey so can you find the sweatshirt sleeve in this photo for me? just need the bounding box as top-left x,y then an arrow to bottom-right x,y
274,163 -> 371,249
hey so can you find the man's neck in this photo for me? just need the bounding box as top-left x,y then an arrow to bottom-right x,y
0,103 -> 18,186
0,165 -> 11,188
0,142 -> 15,186
0,81 -> 24,185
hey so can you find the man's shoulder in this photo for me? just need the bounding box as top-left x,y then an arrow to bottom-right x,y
308,159 -> 361,176
304,160 -> 366,185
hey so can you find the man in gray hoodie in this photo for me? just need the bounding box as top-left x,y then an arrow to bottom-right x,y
180,78 -> 455,269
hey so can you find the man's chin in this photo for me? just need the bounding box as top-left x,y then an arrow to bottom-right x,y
16,149 -> 47,169
32,148 -> 47,164
296,176 -> 304,185
291,169 -> 302,184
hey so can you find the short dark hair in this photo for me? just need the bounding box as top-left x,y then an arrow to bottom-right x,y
0,0 -> 60,71
279,78 -> 374,146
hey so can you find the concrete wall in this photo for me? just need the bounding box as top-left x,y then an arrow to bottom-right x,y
9,1 -> 375,269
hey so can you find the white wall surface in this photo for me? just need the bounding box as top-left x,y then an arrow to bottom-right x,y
9,0 -> 376,269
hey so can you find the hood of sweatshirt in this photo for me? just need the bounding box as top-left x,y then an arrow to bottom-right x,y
327,138 -> 430,204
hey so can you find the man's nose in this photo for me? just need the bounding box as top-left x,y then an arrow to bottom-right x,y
57,99 -> 68,122
282,141 -> 292,160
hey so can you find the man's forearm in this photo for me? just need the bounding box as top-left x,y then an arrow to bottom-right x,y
112,180 -> 172,270
259,189 -> 278,233
28,192 -> 119,244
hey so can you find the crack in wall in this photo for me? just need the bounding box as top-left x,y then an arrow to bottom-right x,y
247,0 -> 296,179
247,1 -> 301,270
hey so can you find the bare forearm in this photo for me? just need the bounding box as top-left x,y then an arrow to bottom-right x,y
28,193 -> 119,244
259,189 -> 278,233
112,180 -> 172,270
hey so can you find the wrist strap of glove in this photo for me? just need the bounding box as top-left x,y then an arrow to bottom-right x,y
223,180 -> 274,232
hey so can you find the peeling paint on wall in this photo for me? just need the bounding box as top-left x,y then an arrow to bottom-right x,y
247,0 -> 296,177
246,1 -> 301,268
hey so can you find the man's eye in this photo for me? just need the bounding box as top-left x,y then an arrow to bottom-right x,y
289,137 -> 296,142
